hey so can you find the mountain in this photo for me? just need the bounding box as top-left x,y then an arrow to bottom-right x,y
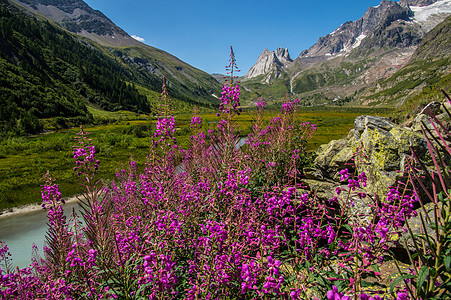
11,0 -> 134,47
299,0 -> 416,59
0,0 -> 221,136
244,48 -> 293,82
11,0 -> 222,102
398,0 -> 439,7
242,0 -> 451,108
360,15 -> 451,112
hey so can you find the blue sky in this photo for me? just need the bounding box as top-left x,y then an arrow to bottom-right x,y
83,0 -> 393,75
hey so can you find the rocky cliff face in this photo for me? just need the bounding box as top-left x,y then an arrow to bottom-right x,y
399,0 -> 440,7
11,0 -> 138,46
244,48 -> 292,81
299,1 -> 416,59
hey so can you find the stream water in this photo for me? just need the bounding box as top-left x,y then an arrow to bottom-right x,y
0,201 -> 80,269
0,138 -> 248,269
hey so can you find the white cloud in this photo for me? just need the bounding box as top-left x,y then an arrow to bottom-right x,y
131,35 -> 145,42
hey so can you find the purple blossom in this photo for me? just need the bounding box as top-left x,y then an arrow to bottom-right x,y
190,116 -> 202,128
256,100 -> 265,110
218,84 -> 241,115
339,168 -> 350,181
282,101 -> 292,113
326,286 -> 350,300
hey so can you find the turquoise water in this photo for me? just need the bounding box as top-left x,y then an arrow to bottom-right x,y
0,202 -> 80,269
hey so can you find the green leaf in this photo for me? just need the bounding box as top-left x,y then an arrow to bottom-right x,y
445,256 -> 451,272
371,264 -> 381,273
417,265 -> 429,292
390,274 -> 415,296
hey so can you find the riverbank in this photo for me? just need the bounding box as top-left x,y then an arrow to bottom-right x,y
0,195 -> 79,220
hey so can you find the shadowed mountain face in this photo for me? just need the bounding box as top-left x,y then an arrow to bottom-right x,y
13,0 -> 136,46
242,0 -> 451,107
298,0 -> 416,59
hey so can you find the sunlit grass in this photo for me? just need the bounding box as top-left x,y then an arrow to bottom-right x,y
0,106 -> 390,211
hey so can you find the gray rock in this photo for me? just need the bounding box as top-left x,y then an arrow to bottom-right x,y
354,115 -> 397,139
245,48 -> 293,80
306,115 -> 429,221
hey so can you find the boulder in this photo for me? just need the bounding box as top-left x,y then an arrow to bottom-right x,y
354,115 -> 397,139
314,138 -> 354,181
357,124 -> 428,197
311,115 -> 428,202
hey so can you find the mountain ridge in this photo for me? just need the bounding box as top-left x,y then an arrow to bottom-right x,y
242,0 -> 451,108
0,0 -> 222,136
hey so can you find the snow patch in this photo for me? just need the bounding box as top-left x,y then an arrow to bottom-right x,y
352,34 -> 366,49
131,35 -> 145,42
411,0 -> 451,22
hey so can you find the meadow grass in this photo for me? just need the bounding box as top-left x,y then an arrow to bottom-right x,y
0,106 -> 389,211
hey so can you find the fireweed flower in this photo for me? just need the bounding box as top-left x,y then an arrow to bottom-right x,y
218,84 -> 241,116
339,168 -> 350,181
256,100 -> 265,110
190,116 -> 202,128
73,128 -> 100,177
358,171 -> 367,187
397,292 -> 409,300
155,117 -> 175,138
327,285 -> 350,300
282,101 -> 292,113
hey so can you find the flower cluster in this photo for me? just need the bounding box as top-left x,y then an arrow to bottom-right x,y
155,116 -> 176,142
327,286 -> 350,300
218,84 -> 241,116
256,100 -> 265,110
1,48 -> 434,300
190,116 -> 202,128
73,127 -> 100,178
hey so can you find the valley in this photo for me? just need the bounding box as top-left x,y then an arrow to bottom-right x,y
0,0 -> 450,298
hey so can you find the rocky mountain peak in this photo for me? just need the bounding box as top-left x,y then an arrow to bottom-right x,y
398,0 -> 440,7
298,0 -> 414,59
11,0 -> 139,46
274,47 -> 292,62
244,48 -> 292,80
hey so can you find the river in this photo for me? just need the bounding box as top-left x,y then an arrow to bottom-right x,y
0,200 -> 80,269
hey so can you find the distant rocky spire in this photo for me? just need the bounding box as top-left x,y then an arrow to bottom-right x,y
245,48 -> 292,79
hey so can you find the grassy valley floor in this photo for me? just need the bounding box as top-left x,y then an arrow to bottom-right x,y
0,106 -> 390,212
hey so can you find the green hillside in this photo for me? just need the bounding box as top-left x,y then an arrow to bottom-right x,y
0,0 -> 220,137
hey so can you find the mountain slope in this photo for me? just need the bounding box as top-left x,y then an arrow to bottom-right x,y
241,0 -> 451,107
0,0 -> 153,135
360,15 -> 451,110
0,0 -> 221,136
10,0 -> 221,106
